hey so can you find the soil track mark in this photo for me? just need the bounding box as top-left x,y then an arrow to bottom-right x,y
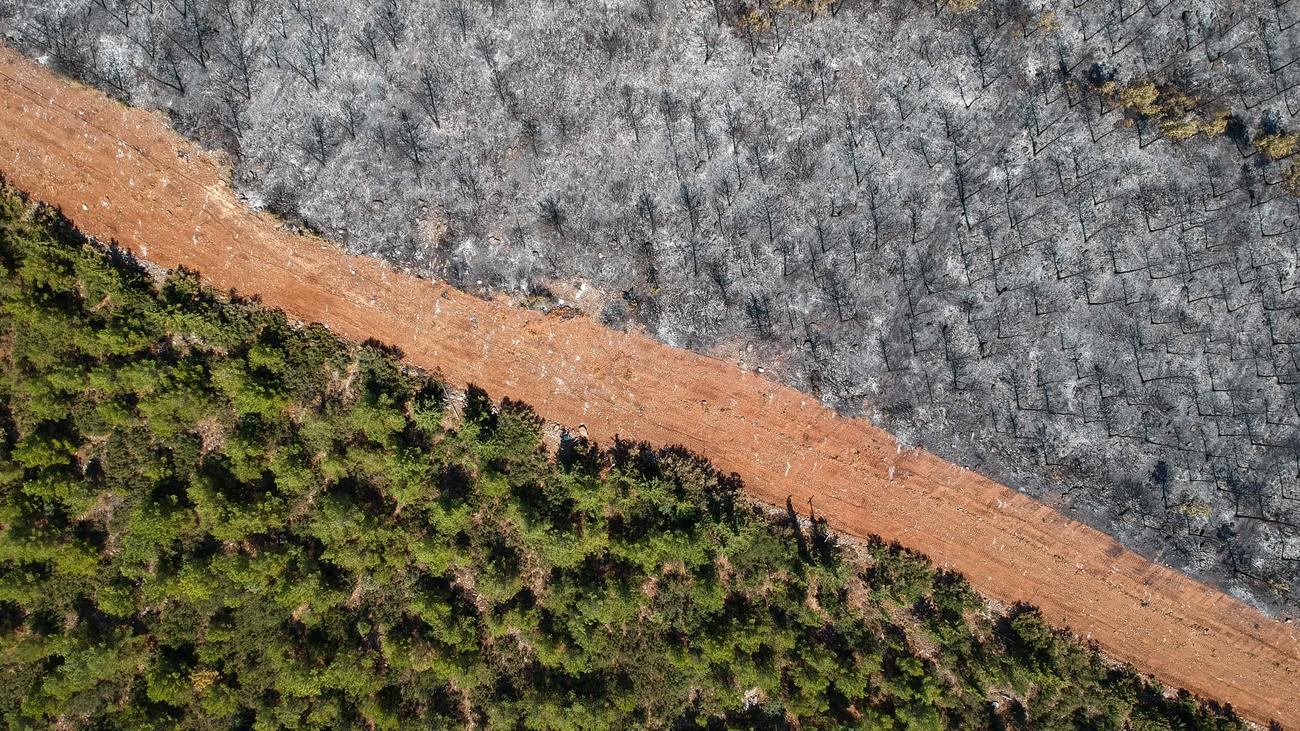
0,45 -> 1296,725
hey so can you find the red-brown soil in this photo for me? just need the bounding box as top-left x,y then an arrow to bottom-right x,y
1,46 -> 1296,725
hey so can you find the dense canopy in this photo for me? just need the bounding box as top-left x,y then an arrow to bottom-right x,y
0,188 -> 1246,728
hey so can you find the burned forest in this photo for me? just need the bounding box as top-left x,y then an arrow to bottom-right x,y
6,0 -> 1300,614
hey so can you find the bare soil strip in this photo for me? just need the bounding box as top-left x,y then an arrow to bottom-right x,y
0,46 -> 1296,724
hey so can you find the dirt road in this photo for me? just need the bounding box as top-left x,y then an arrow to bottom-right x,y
0,46 -> 1296,724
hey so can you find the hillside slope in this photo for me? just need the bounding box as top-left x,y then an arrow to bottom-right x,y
0,46 -> 1295,724
0,187 -> 1250,728
9,0 -> 1300,612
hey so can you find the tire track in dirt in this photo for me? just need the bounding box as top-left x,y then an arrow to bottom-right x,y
0,46 -> 1295,725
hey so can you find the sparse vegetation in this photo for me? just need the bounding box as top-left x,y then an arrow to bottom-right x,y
1255,133 -> 1298,161
0,190 -> 1252,728
1095,80 -> 1231,145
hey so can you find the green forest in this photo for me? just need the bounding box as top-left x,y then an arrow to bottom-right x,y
0,184 -> 1250,729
